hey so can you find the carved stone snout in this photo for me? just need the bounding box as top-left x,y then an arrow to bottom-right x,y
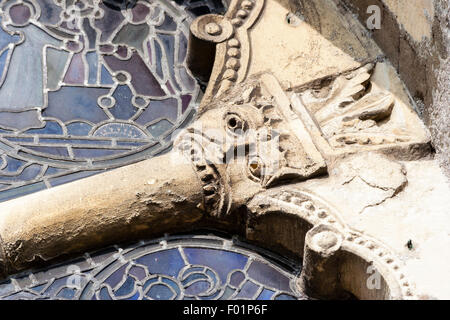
297,224 -> 344,300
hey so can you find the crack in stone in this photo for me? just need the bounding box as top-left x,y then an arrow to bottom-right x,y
358,190 -> 398,214
341,170 -> 408,214
358,177 -> 408,214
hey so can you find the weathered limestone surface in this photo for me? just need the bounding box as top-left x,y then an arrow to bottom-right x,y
247,0 -> 381,88
298,155 -> 450,299
0,153 -> 205,275
382,0 -> 435,42
0,0 -> 447,301
298,224 -> 344,299
340,0 -> 450,177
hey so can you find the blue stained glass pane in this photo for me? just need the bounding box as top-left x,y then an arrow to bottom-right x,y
229,270 -> 245,288
115,277 -> 136,297
86,51 -> 99,84
4,291 -> 38,300
0,181 -> 46,202
147,119 -> 173,138
183,248 -> 248,284
136,249 -> 185,278
162,277 -> 181,297
0,234 -> 308,300
235,281 -> 260,299
66,122 -> 93,136
30,284 -> 48,294
256,288 -> 275,300
184,281 -> 210,296
147,284 -> 175,300
136,98 -> 178,125
45,167 -> 66,176
183,272 -> 211,296
110,85 -> 138,120
126,291 -> 141,300
104,264 -> 127,289
44,277 -> 72,296
220,286 -> 236,300
39,138 -> 111,146
25,121 -> 64,135
98,287 -> 113,300
181,272 -> 207,285
154,40 -> 164,79
0,164 -> 42,182
0,110 -> 43,131
178,33 -> 187,64
0,49 -> 9,81
159,34 -> 181,91
0,17 -> 20,50
274,293 -> 298,300
44,87 -> 110,123
57,287 -> 76,299
156,13 -> 177,32
100,65 -> 114,85
128,266 -> 146,281
93,123 -> 147,139
247,260 -> 292,293
25,146 -> 69,158
0,0 -> 210,201
3,156 -> 26,172
72,148 -> 125,159
0,280 -> 15,296
143,277 -> 158,291
116,141 -> 149,147
49,170 -> 105,187
4,137 -> 34,143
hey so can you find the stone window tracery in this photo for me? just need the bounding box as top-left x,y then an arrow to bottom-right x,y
0,0 -> 225,203
0,233 -> 309,300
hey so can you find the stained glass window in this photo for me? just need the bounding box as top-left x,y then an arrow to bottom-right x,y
0,0 -> 225,203
0,234 -> 309,300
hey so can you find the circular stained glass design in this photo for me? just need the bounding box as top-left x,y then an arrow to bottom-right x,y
0,0 -> 225,202
0,234 -> 309,300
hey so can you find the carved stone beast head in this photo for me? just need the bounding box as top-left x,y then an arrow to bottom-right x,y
173,74 -> 327,216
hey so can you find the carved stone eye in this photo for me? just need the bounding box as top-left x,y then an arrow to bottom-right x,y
225,113 -> 247,135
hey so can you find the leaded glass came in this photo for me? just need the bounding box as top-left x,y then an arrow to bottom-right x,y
0,0 -> 225,202
0,234 -> 309,300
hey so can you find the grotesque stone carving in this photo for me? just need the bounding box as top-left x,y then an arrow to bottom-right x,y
174,74 -> 327,218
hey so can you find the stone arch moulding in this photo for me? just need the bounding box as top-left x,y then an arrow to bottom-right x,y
0,0 -> 447,300
246,188 -> 413,300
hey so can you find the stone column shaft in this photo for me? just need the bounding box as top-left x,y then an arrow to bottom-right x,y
0,152 -> 204,277
298,224 -> 344,299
